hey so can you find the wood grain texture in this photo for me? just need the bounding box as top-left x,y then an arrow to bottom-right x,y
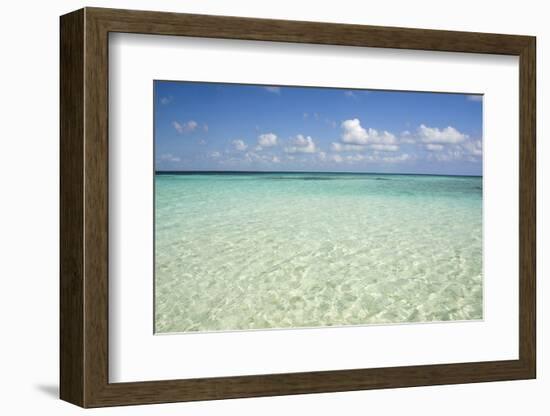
59,8 -> 85,407
88,7 -> 532,54
83,10 -> 110,406
59,7 -> 537,408
518,38 -> 536,375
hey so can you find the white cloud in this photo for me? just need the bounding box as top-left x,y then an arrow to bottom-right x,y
426,139 -> 482,162
209,151 -> 221,158
159,153 -> 180,163
341,118 -> 397,145
264,86 -> 281,94
172,121 -> 184,133
258,133 -> 278,147
203,124 -> 209,132
346,153 -> 365,162
186,120 -> 198,131
285,135 -> 317,153
462,139 -> 483,157
370,144 -> 399,152
467,95 -> 483,102
329,152 -> 413,164
417,124 -> 468,144
425,143 -> 444,152
241,151 -> 282,164
172,120 -> 198,134
382,153 -> 412,163
428,148 -> 464,162
344,91 -> 356,98
341,118 -> 368,143
331,142 -> 365,152
400,130 -> 416,144
159,96 -> 172,105
318,152 -> 343,163
232,139 -> 248,151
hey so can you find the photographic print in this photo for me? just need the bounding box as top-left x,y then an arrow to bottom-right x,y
154,81 -> 483,334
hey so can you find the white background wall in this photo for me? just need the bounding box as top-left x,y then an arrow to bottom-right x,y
0,0 -> 545,414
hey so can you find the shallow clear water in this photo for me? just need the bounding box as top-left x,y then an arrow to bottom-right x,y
155,172 -> 482,333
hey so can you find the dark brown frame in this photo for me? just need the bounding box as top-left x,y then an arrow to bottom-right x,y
60,7 -> 536,408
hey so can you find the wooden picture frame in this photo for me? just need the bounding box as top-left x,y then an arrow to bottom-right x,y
60,7 -> 536,408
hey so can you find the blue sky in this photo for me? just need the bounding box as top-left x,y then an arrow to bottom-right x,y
154,81 -> 483,175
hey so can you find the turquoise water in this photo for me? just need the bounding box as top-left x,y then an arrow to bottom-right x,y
155,172 -> 482,333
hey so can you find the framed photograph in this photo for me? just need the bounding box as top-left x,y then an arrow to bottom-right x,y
60,7 -> 536,408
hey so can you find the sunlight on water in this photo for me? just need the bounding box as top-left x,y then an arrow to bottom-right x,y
155,172 -> 482,333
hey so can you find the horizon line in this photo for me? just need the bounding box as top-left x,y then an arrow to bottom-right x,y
155,170 -> 482,177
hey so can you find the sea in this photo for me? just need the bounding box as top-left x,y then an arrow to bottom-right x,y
154,172 -> 483,333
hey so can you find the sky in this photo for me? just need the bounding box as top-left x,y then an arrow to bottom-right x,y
154,81 -> 483,175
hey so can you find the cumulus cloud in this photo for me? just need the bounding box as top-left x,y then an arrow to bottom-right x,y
264,86 -> 281,94
172,120 -> 198,134
159,153 -> 180,163
382,153 -> 412,163
400,130 -> 416,144
172,121 -> 184,133
318,152 -> 343,163
428,149 -> 464,162
462,139 -> 483,157
232,139 -> 248,151
371,144 -> 399,152
341,118 -> 368,143
346,153 -> 365,162
285,134 -> 317,153
425,143 -> 444,152
341,119 -> 397,145
344,152 -> 413,164
258,133 -> 278,147
331,142 -> 365,152
240,151 -> 282,164
256,133 -> 277,150
426,139 -> 482,162
417,124 -> 468,144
